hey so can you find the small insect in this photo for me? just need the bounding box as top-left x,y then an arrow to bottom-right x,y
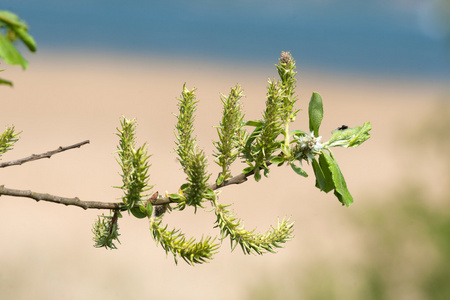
154,204 -> 167,218
337,125 -> 348,131
150,192 -> 164,217
151,191 -> 172,217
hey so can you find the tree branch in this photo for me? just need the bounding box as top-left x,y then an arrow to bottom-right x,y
209,161 -> 275,189
0,163 -> 268,210
0,185 -> 122,210
0,140 -> 90,168
209,167 -> 256,190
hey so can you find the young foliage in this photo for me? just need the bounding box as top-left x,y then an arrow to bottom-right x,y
101,52 -> 369,264
0,10 -> 36,86
175,84 -> 197,169
92,211 -> 121,250
115,118 -> 153,217
277,51 -> 300,146
241,79 -> 284,181
312,150 -> 353,206
237,52 -> 371,207
213,198 -> 294,254
309,92 -> 324,137
0,125 -> 20,157
305,93 -> 372,206
325,122 -> 372,148
93,116 -> 218,264
213,85 -> 245,185
174,85 -> 212,211
150,217 -> 219,265
3,50 -> 371,265
181,149 -> 211,210
241,52 -> 302,180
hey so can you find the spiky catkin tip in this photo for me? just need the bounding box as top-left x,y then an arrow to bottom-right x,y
280,51 -> 292,64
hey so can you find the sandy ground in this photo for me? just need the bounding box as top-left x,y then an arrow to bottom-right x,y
1,51 -> 448,299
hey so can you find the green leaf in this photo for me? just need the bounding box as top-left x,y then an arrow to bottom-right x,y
146,202 -> 154,216
280,143 -> 290,157
168,193 -> 184,202
0,34 -> 28,69
326,122 -> 372,148
131,206 -> 148,219
290,129 -> 307,137
0,77 -> 13,86
180,183 -> 190,191
245,125 -> 263,149
322,151 -> 353,206
308,92 -> 324,137
0,11 -> 27,28
290,162 -> 308,177
204,189 -> 216,201
216,174 -> 224,186
0,11 -> 36,52
313,155 -> 334,193
312,158 -> 329,192
13,26 -> 37,52
242,166 -> 253,174
270,156 -> 284,165
245,120 -> 264,127
254,168 -> 261,181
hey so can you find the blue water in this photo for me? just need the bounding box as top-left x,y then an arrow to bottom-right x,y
3,0 -> 450,79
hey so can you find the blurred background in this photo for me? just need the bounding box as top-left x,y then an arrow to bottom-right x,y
1,1 -> 449,299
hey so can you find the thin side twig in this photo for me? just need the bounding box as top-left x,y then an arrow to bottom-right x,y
0,140 -> 90,168
152,164 -> 268,205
